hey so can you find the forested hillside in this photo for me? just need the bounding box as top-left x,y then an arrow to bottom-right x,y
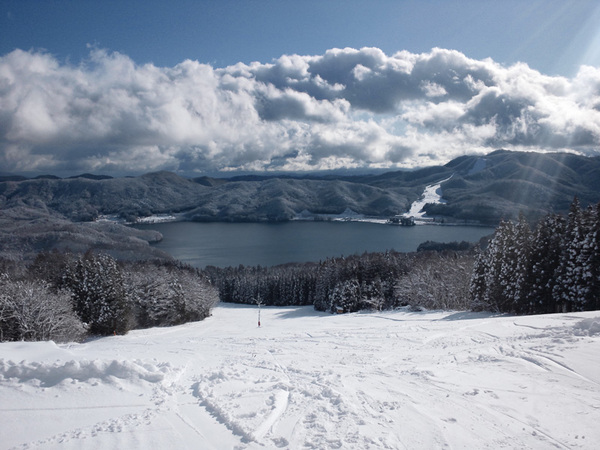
1,150 -> 600,261
2,150 -> 599,224
426,150 -> 600,222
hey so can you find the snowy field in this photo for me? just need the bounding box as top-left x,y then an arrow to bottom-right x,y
2,304 -> 600,449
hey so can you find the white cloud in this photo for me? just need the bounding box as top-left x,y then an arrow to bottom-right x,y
421,81 -> 448,98
1,47 -> 599,175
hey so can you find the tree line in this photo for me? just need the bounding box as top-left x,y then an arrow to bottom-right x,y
205,249 -> 477,314
206,197 -> 600,316
470,198 -> 600,314
204,252 -> 408,312
0,251 -> 218,342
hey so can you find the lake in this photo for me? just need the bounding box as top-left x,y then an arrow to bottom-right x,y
132,221 -> 494,268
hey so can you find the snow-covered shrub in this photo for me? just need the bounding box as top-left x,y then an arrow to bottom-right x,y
125,261 -> 218,328
0,274 -> 86,342
1,251 -> 220,340
176,268 -> 219,321
396,251 -> 475,310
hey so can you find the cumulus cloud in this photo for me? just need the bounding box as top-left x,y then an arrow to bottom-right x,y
1,46 -> 599,175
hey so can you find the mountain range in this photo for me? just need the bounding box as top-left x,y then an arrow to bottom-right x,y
1,150 -> 599,260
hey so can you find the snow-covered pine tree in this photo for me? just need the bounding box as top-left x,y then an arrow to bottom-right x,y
127,265 -> 185,327
330,279 -> 361,313
314,259 -> 337,312
589,203 -> 600,311
553,198 -> 584,312
484,219 -> 516,312
526,213 -> 566,313
27,250 -> 75,291
65,251 -> 132,335
577,204 -> 599,311
469,245 -> 490,311
510,212 -> 532,313
360,278 -> 385,311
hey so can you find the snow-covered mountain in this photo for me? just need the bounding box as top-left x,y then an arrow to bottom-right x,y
2,304 -> 599,449
3,150 -> 599,224
2,149 -> 600,260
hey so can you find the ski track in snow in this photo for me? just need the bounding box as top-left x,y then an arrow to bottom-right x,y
1,305 -> 600,449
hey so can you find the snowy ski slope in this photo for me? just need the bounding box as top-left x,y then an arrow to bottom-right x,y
1,304 -> 600,449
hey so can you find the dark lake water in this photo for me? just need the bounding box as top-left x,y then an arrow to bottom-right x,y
133,221 -> 494,268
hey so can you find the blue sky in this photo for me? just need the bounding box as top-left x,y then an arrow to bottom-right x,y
2,0 -> 600,175
3,0 -> 599,75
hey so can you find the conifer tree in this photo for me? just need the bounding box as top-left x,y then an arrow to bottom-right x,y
578,204 -> 600,310
331,279 -> 361,313
526,213 -> 566,313
485,220 -> 516,312
469,246 -> 489,311
470,217 -> 530,313
314,259 -> 337,312
553,198 -> 584,312
510,212 -> 532,313
589,203 -> 600,311
64,252 -> 132,335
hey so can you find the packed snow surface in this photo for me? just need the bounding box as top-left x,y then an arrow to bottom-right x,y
468,158 -> 488,175
404,176 -> 452,219
2,304 -> 600,449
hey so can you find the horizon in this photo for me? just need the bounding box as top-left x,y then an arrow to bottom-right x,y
0,148 -> 587,180
2,1 -> 600,176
